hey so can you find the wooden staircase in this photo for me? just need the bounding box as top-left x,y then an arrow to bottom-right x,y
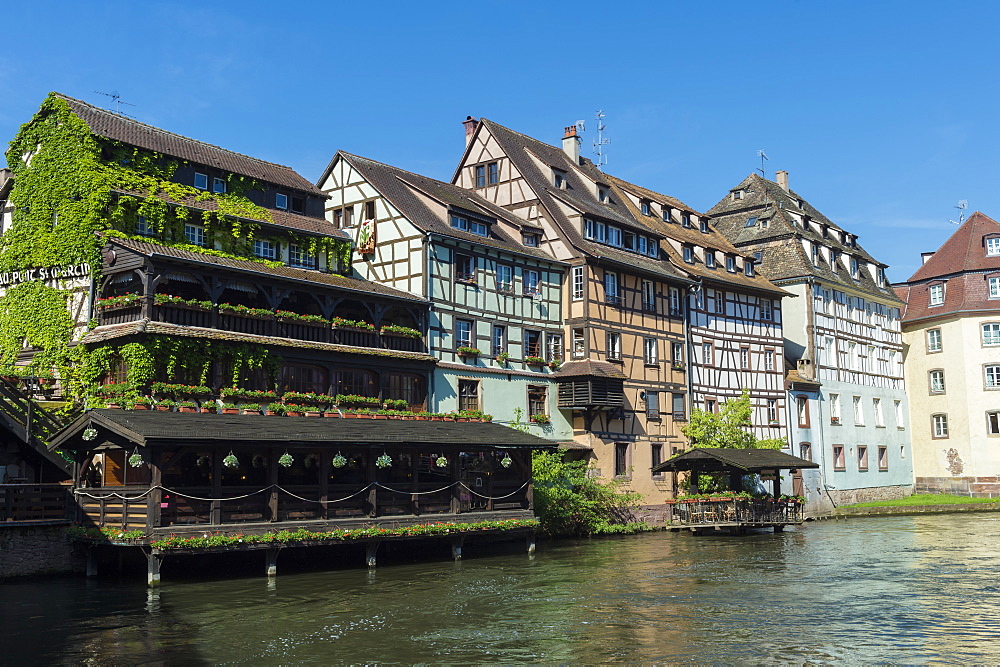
0,376 -> 76,476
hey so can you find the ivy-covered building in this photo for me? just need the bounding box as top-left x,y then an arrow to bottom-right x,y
0,93 -> 436,483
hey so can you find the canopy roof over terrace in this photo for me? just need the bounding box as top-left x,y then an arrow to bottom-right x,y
652,447 -> 819,474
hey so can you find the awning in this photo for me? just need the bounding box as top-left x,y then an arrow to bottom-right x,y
652,447 -> 820,474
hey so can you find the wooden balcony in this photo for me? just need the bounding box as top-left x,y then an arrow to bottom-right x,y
1,484 -> 73,523
97,303 -> 425,353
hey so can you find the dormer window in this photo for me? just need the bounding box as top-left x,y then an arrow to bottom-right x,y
194,172 -> 208,190
699,219 -> 709,233
987,236 -> 1000,256
683,246 -> 694,263
850,257 -> 859,279
811,242 -> 820,266
681,213 -> 691,228
599,187 -> 609,202
254,239 -> 277,260
184,224 -> 206,247
705,251 -> 716,268
641,200 -> 651,216
732,190 -> 743,201
291,197 -> 305,214
451,214 -> 488,237
745,261 -> 755,277
726,255 -> 737,272
822,225 -> 829,239
647,239 -> 659,258
929,283 -> 944,306
662,208 -> 672,223
607,225 -> 622,247
275,193 -> 288,210
553,169 -> 566,188
213,177 -> 226,194
522,233 -> 540,247
289,244 -> 316,269
877,267 -> 886,287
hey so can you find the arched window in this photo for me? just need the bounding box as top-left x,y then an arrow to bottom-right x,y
334,369 -> 376,397
279,364 -> 329,394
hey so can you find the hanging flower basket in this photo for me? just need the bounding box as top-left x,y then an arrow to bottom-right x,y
332,453 -> 347,468
376,453 -> 392,469
501,454 -> 513,469
278,452 -> 294,467
223,452 -> 239,469
128,453 -> 144,467
436,455 -> 449,468
82,427 -> 97,441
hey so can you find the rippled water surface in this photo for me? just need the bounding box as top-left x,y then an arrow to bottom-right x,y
5,515 -> 1000,664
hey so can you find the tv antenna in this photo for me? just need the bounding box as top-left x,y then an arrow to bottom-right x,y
756,149 -> 768,176
949,200 -> 968,225
593,109 -> 610,170
94,90 -> 136,118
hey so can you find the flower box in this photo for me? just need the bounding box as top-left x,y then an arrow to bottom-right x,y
242,409 -> 262,416
221,408 -> 240,415
200,406 -> 217,414
304,411 -> 322,417
154,405 -> 172,412
524,356 -> 547,366
323,411 -> 340,418
286,410 -> 304,417
178,406 -> 197,413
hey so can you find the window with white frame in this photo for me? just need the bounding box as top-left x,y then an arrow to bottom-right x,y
572,266 -> 584,301
546,333 -> 563,362
932,413 -> 949,438
683,246 -> 694,263
642,280 -> 656,312
989,411 -> 1000,435
760,299 -> 772,321
873,398 -> 884,427
929,283 -> 944,306
767,399 -> 778,424
643,338 -> 658,365
726,255 -> 736,272
705,251 -> 716,268
740,347 -> 749,370
991,277 -> 1000,299
496,265 -> 513,294
254,239 -> 277,260
927,328 -> 942,352
853,395 -> 863,425
492,325 -> 506,358
604,271 -> 620,304
745,261 -> 754,277
850,257 -> 859,279
929,369 -> 945,393
640,200 -> 651,216
895,400 -> 904,428
988,237 -> 1000,256
669,287 -> 681,315
607,332 -> 621,360
194,172 -> 208,190
764,349 -> 774,371
451,214 -> 488,237
523,269 -> 540,297
212,177 -> 226,194
134,216 -> 153,236
607,226 -> 622,247
275,193 -> 288,210
184,224 -> 206,247
986,364 -> 1000,389
830,393 -> 841,423
671,341 -> 683,365
455,319 -> 473,348
702,342 -> 713,365
572,328 -> 586,358
983,323 -> 1000,346
523,233 -> 540,247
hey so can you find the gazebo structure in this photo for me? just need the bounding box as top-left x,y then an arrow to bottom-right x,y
50,410 -> 554,583
652,448 -> 819,534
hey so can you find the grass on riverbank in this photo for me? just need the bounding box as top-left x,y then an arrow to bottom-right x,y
846,493 -> 1000,508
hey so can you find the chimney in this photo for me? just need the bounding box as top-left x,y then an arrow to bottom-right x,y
776,170 -> 789,192
562,125 -> 581,164
921,251 -> 936,265
797,357 -> 814,379
462,116 -> 479,147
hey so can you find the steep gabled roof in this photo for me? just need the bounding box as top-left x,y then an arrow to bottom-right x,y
55,93 -> 322,194
337,152 -> 563,263
604,174 -> 789,297
468,119 -> 689,283
709,173 -> 902,304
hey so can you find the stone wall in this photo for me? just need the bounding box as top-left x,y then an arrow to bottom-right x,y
0,523 -> 85,578
634,504 -> 671,525
915,476 -> 1000,496
826,484 -> 912,507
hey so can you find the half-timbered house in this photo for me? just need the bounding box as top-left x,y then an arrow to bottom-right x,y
606,175 -> 790,444
709,171 -> 912,508
317,152 -> 569,439
452,119 -> 692,505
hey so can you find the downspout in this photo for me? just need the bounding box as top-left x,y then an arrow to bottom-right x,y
685,279 -> 702,426
425,231 -> 436,412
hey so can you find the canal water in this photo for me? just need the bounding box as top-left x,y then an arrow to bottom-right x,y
4,514 -> 1000,664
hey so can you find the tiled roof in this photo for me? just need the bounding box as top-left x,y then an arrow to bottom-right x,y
80,320 -> 436,362
104,236 -> 425,302
907,212 -> 1000,281
56,93 -> 322,194
708,173 -> 902,304
52,410 -> 557,450
111,189 -> 348,239
552,359 -> 627,380
894,213 -> 1000,323
604,174 -> 789,297
337,153 -> 563,263
472,120 -> 689,283
652,447 -> 819,474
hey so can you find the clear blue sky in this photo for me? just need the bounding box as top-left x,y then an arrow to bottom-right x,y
2,1 -> 996,281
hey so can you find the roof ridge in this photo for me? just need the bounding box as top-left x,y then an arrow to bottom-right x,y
55,92 -> 303,175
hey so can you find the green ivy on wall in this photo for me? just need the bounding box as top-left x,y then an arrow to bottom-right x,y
0,93 -> 345,402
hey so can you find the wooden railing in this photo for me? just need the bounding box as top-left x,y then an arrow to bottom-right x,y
98,303 -> 426,353
667,498 -> 804,525
1,484 -> 73,522
0,377 -> 76,475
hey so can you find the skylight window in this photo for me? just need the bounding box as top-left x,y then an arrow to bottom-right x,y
744,216 -> 758,228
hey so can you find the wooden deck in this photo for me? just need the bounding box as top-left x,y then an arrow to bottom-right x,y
665,498 -> 804,534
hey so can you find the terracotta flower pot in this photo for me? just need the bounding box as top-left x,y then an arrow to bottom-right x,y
133,404 -> 150,410
305,411 -> 322,417
106,402 -> 121,409
373,415 -> 388,420
178,406 -> 197,413
242,409 -> 262,416
200,407 -> 216,414
222,408 -> 240,415
323,411 -> 339,418
414,416 -> 428,421
286,410 -> 303,417
154,405 -> 171,412
264,410 -> 279,416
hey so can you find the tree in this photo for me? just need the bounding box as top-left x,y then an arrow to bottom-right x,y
681,389 -> 785,450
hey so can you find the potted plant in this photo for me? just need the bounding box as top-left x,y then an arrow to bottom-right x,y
495,351 -> 510,365
240,403 -> 262,416
265,403 -> 285,416
524,356 -> 547,366
548,359 -> 562,370
530,413 -> 551,425
132,396 -> 153,410
220,402 -> 240,415
200,402 -> 217,414
457,346 -> 480,358
380,323 -> 422,338
154,399 -> 175,412
177,400 -> 198,413
285,404 -> 305,417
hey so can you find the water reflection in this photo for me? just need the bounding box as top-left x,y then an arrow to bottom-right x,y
5,516 -> 1000,663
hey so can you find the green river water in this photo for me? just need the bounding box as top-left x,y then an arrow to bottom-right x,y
3,514 -> 999,664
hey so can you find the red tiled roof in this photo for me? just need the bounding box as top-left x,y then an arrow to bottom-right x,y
908,212 -> 1000,281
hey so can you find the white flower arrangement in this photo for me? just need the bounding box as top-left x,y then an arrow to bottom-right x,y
278,452 -> 294,467
128,453 -> 144,467
223,452 -> 239,469
332,453 -> 347,468
82,427 -> 97,441
376,453 -> 392,469
435,455 -> 449,468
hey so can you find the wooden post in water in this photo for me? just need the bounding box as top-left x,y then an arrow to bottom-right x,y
526,534 -> 536,555
266,548 -> 279,577
366,541 -> 379,569
451,536 -> 464,561
146,551 -> 162,588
